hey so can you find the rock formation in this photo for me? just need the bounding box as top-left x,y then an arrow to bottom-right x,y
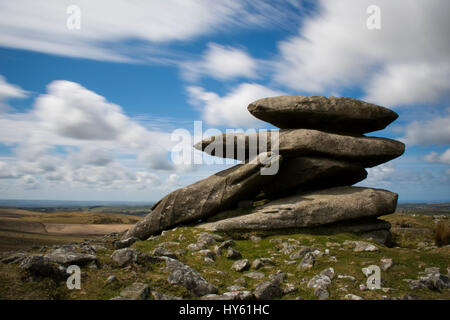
125,95 -> 404,245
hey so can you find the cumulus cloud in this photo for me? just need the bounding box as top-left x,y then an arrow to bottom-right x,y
182,43 -> 258,81
0,0 -> 302,62
0,79 -> 191,192
423,149 -> 450,165
67,146 -> 113,167
365,62 -> 450,106
363,163 -> 396,186
0,75 -> 27,111
34,81 -> 129,140
274,0 -> 450,106
400,112 -> 450,146
164,173 -> 181,189
21,175 -> 41,190
187,83 -> 284,127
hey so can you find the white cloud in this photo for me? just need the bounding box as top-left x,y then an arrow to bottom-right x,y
187,83 -> 284,127
34,81 -> 129,140
423,149 -> 450,165
165,173 -> 181,189
21,175 -> 41,190
363,162 -> 395,186
0,79 -> 192,192
274,0 -> 450,106
0,0 -> 302,62
67,146 -> 113,167
365,62 -> 450,106
182,43 -> 258,81
400,113 -> 450,146
0,75 -> 27,111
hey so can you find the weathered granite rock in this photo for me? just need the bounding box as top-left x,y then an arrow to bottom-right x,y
380,258 -> 393,271
231,259 -> 250,272
201,291 -> 254,300
120,282 -> 149,300
347,241 -> 378,252
114,237 -> 138,249
19,255 -> 67,280
298,252 -> 315,270
244,272 -> 265,279
254,281 -> 283,299
226,248 -> 242,259
123,152 -> 282,240
344,294 -> 363,300
152,247 -> 177,259
260,156 -> 367,197
252,258 -> 274,270
247,96 -> 398,134
194,129 -> 404,167
307,268 -> 335,300
151,291 -> 182,300
199,186 -> 398,232
111,248 -> 141,267
44,249 -> 97,266
165,258 -> 218,296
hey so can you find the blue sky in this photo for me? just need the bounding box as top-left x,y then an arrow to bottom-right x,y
0,0 -> 449,202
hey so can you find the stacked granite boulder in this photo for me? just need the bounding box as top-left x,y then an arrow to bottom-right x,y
124,96 -> 404,246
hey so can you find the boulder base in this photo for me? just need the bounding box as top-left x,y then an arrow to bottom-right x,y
198,186 -> 398,232
123,153 -> 281,240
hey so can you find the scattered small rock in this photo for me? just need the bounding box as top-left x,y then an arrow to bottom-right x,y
344,294 -> 363,300
105,275 -> 117,284
252,258 -> 274,270
307,268 -> 334,300
111,248 -> 140,267
45,249 -> 97,266
120,282 -> 149,300
231,259 -> 250,272
227,285 -> 246,291
114,237 -> 138,249
298,252 -> 315,270
283,283 -> 297,294
151,291 -> 182,300
226,248 -> 242,259
166,258 -> 218,296
380,258 -> 393,271
152,247 -> 177,259
250,236 -> 262,243
244,272 -> 265,279
337,274 -> 356,281
254,281 -> 283,299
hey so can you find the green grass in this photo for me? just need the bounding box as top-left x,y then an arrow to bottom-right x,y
0,212 -> 449,300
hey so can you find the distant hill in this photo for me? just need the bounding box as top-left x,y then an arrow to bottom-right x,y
0,199 -> 155,208
397,202 -> 450,215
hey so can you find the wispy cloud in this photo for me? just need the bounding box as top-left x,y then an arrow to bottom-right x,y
273,0 -> 450,107
181,43 -> 259,81
186,83 -> 284,128
399,110 -> 450,146
0,75 -> 28,112
0,0 -> 302,63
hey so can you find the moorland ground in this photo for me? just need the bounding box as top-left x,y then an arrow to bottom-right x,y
0,206 -> 448,300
